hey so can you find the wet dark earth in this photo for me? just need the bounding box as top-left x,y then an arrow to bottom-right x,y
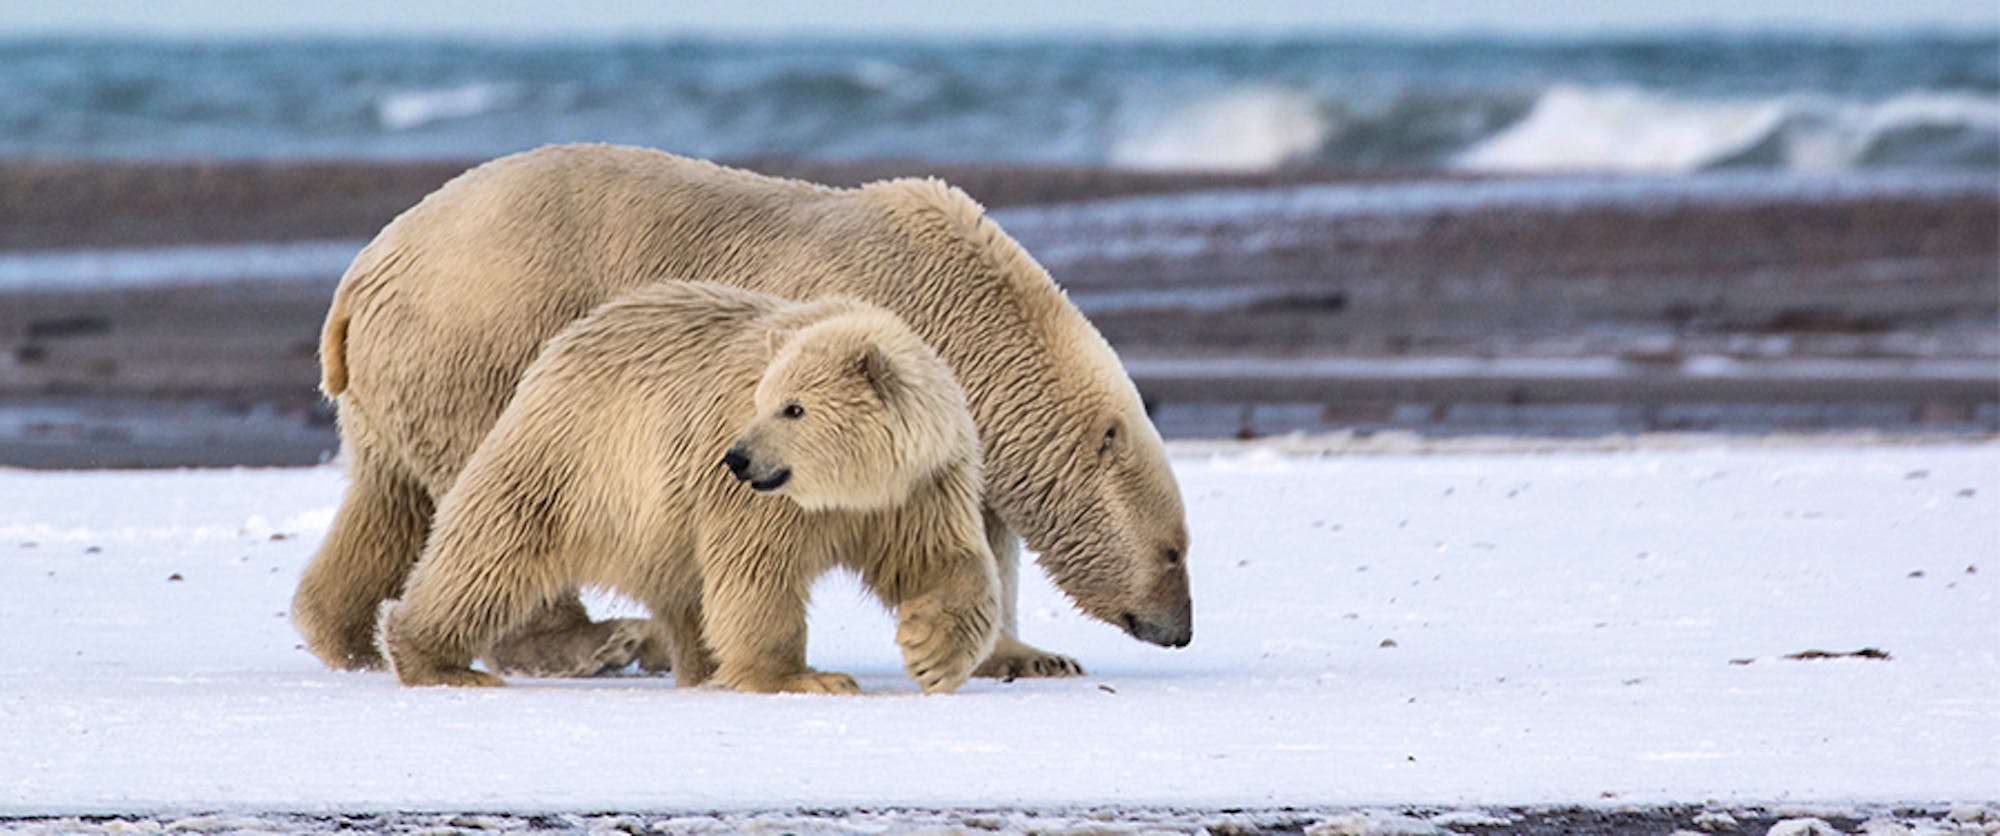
0,160 -> 1993,468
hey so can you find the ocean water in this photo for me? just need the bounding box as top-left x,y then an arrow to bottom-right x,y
1,34 -> 1995,172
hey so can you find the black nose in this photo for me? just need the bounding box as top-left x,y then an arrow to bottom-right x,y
1121,611 -> 1192,649
722,447 -> 751,480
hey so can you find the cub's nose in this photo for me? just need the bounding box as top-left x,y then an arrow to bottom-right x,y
722,446 -> 752,481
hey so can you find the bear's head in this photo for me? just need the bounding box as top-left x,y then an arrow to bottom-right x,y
724,305 -> 978,513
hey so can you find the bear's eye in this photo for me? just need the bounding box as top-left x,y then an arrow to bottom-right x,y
1098,422 -> 1120,457
781,403 -> 805,420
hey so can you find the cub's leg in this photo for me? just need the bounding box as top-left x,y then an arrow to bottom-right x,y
972,507 -> 1086,679
698,531 -> 857,695
884,547 -> 1000,695
292,433 -> 433,671
379,488 -> 571,688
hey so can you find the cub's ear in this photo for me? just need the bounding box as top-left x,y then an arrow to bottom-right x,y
762,327 -> 796,358
856,344 -> 900,401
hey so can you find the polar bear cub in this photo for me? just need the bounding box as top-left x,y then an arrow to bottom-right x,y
379,280 -> 999,694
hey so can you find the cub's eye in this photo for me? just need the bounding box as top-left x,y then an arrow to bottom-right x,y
1098,423 -> 1120,456
781,403 -> 805,419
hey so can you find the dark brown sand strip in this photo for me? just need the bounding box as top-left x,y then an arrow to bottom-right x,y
0,160 -> 1993,466
0,157 -> 1389,251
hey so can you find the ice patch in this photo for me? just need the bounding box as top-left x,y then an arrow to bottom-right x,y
1207,446 -> 1296,474
1113,87 -> 1330,172
1768,818 -> 1840,836
1307,810 -> 1441,835
278,507 -> 337,536
1429,810 -> 1515,827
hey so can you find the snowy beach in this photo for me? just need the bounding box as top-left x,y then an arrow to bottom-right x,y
1,30 -> 1997,831
2,441 -> 1995,825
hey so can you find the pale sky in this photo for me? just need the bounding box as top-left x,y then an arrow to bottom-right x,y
3,0 -> 1997,37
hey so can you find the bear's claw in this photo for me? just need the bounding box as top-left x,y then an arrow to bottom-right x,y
974,636 -> 1085,680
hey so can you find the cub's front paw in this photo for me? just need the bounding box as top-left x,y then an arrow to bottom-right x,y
897,596 -> 995,694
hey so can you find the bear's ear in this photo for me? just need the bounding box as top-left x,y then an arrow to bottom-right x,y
762,326 -> 795,358
856,344 -> 900,402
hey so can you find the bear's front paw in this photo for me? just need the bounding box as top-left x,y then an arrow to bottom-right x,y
294,603 -> 389,671
897,596 -> 995,694
399,666 -> 507,688
724,669 -> 861,695
307,632 -> 389,672
973,636 -> 1085,680
783,671 -> 862,695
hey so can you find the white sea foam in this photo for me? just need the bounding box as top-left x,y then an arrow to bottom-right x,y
1457,85 -> 2000,174
848,58 -> 936,100
1456,85 -> 1785,173
1111,86 -> 1331,172
375,82 -> 519,131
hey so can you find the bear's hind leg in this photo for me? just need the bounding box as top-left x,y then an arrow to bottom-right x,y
292,443 -> 433,671
647,596 -> 716,687
483,597 -> 658,678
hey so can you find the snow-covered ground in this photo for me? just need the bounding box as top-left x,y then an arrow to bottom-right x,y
1,441 -> 1996,817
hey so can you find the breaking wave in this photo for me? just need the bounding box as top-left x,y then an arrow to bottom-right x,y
0,35 -> 1992,172
376,83 -> 520,131
1455,85 -> 2000,173
1112,87 -> 1332,172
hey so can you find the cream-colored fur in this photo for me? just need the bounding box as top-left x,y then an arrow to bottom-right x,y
380,281 -> 998,694
295,144 -> 1191,679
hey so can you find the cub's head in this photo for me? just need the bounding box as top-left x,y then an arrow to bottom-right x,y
723,306 -> 977,512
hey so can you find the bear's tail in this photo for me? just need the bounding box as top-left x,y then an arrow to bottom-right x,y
320,240 -> 402,397
320,281 -> 352,397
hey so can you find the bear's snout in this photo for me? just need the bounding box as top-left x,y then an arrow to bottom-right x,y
723,444 -> 792,492
722,446 -> 752,480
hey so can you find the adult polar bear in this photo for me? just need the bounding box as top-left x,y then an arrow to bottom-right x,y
294,143 -> 1192,679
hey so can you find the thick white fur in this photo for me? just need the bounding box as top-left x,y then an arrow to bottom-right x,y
379,281 -> 998,694
295,144 -> 1190,679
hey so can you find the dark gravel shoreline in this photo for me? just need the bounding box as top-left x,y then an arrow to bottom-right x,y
5,803 -> 1992,835
0,157 -> 1399,252
0,158 -> 1993,466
